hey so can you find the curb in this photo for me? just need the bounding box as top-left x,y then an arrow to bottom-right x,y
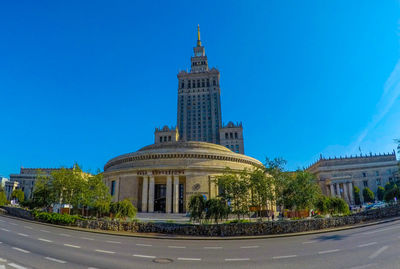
1,213 -> 400,240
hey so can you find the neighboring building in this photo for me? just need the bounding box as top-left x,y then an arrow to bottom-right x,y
154,126 -> 179,144
4,180 -> 19,200
0,176 -> 8,188
9,168 -> 67,200
173,25 -> 245,153
103,141 -> 263,213
219,122 -> 244,154
307,151 -> 399,205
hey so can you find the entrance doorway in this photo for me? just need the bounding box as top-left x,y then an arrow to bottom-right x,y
154,184 -> 166,212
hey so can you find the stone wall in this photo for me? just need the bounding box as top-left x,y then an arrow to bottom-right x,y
3,205 -> 400,237
75,205 -> 400,237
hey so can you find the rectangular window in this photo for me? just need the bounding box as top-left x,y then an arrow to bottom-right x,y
376,171 -> 379,176
159,137 -> 162,143
363,180 -> 368,187
235,132 -> 238,139
111,180 -> 116,196
362,172 -> 367,177
376,178 -> 381,185
168,136 -> 171,141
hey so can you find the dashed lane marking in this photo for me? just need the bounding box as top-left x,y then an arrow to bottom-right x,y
204,246 -> 222,249
0,258 -> 6,262
0,265 -> 4,269
0,228 -> 9,232
9,223 -> 18,226
362,226 -> 400,235
177,257 -> 201,261
318,249 -> 340,254
0,219 -> 4,222
12,247 -> 30,254
8,263 -> 28,269
106,241 -> 121,244
302,241 -> 317,244
358,242 -> 377,248
82,237 -> 94,241
349,263 -> 378,269
369,246 -> 388,259
168,246 -> 186,249
45,257 -> 67,264
225,258 -> 250,261
272,255 -> 297,259
17,233 -> 29,237
38,238 -> 53,243
95,249 -> 115,254
64,244 -> 81,249
60,233 -> 71,237
24,226 -> 32,230
133,254 -> 156,259
136,244 -> 152,247
40,230 -> 50,233
240,246 -> 259,249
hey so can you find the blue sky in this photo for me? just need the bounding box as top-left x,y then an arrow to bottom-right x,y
1,1 -> 399,177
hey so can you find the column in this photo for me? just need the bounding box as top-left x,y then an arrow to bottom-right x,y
343,182 -> 349,203
173,176 -> 179,213
336,183 -> 341,198
148,175 -> 155,213
166,175 -> 172,213
330,184 -> 335,197
348,182 -> 354,205
141,176 -> 148,212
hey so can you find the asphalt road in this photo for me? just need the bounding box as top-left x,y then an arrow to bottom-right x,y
0,215 -> 400,269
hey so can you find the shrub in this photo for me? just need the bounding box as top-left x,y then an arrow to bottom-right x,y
0,191 -> 7,206
11,189 -> 24,203
110,199 -> 137,219
363,187 -> 375,203
188,195 -> 205,223
353,186 -> 361,205
33,211 -> 82,225
205,198 -> 230,224
377,186 -> 385,201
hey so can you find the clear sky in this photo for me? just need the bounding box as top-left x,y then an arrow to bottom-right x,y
1,1 -> 400,177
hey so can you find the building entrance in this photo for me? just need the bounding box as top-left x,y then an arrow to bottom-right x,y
154,184 -> 166,212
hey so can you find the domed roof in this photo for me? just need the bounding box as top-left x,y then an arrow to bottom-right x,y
104,141 -> 263,172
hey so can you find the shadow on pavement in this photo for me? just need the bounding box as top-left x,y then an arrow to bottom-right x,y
314,234 -> 348,241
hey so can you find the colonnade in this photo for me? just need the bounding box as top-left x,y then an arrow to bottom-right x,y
327,181 -> 354,204
141,175 -> 180,213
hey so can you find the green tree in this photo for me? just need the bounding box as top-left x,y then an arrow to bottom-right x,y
0,191 -> 7,206
216,169 -> 250,220
32,170 -> 55,210
205,198 -> 229,224
84,172 -> 111,216
11,189 -> 25,203
327,197 -> 350,215
248,168 -> 275,218
188,194 -> 206,223
362,187 -> 375,203
383,183 -> 399,203
315,195 -> 329,215
353,186 -> 361,205
377,186 -> 385,201
264,157 -> 288,210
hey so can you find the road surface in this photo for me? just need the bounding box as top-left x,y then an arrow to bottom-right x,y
0,215 -> 399,269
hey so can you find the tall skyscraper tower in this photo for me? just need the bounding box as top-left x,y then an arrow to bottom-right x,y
177,25 -> 222,144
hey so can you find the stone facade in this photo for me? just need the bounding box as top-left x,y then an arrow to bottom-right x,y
219,122 -> 244,154
154,126 -> 179,144
307,152 -> 399,204
103,141 -> 263,214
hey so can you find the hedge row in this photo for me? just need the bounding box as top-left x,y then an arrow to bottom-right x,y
33,211 -> 83,225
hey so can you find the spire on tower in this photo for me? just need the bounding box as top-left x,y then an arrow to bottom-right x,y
197,24 -> 201,47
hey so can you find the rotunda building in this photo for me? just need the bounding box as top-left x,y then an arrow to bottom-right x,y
103,141 -> 263,213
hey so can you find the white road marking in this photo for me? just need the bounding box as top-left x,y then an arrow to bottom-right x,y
240,245 -> 259,249
38,238 -> 53,243
64,244 -> 81,249
362,226 -> 400,235
8,263 -> 28,269
318,249 -> 340,254
17,233 -> 28,237
349,263 -> 378,269
0,258 -> 6,262
45,257 -> 66,264
133,254 -> 156,259
168,246 -> 186,249
358,242 -> 377,248
272,255 -> 297,259
95,249 -> 115,254
9,223 -> 18,226
225,258 -> 250,261
0,242 -> 2,244
136,243 -> 152,247
369,246 -> 388,259
0,265 -> 4,269
60,233 -> 71,237
106,241 -> 121,244
82,237 -> 94,241
177,257 -> 201,261
302,241 -> 317,244
0,219 -> 4,222
204,246 -> 222,249
0,228 -> 9,232
24,226 -> 32,230
40,230 -> 50,233
12,247 -> 30,254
